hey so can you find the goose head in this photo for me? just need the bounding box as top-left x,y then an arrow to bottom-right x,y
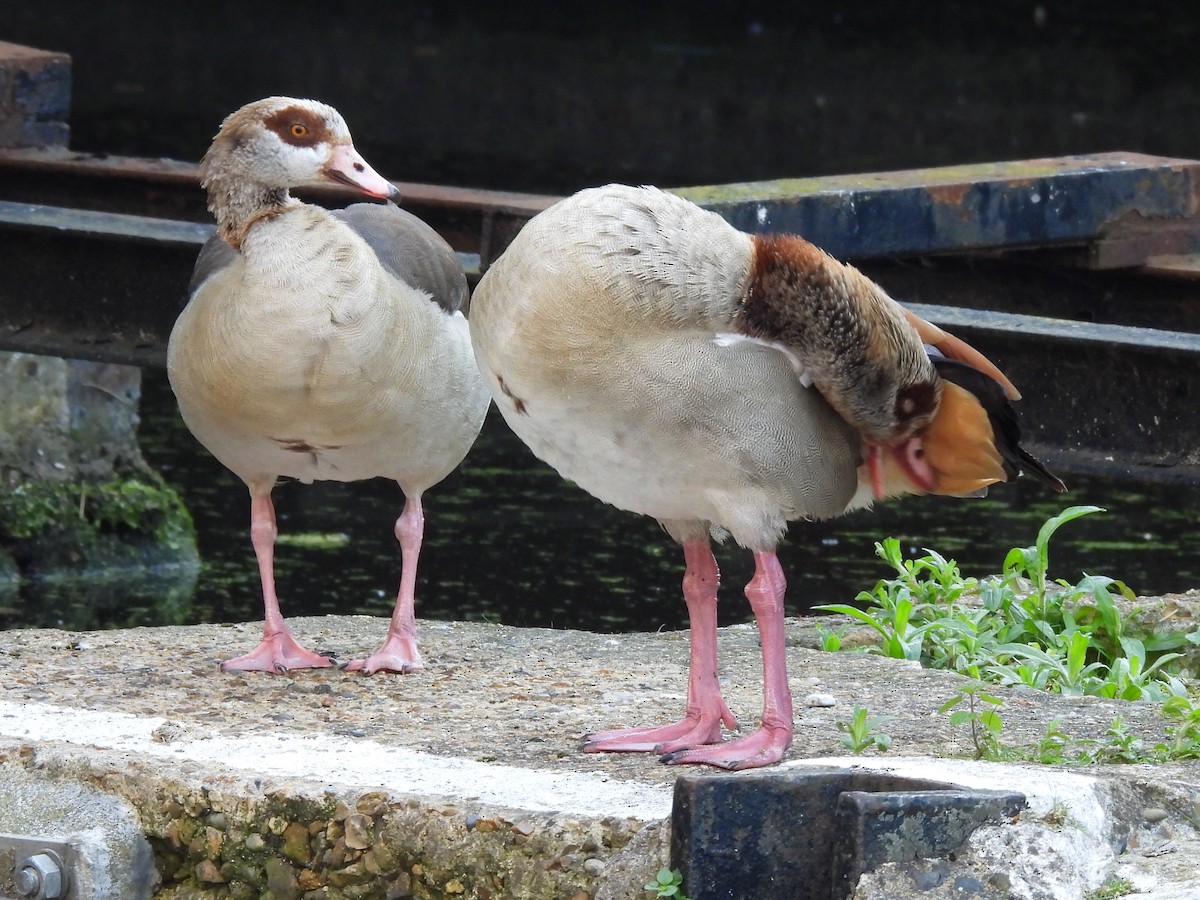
200,96 -> 399,247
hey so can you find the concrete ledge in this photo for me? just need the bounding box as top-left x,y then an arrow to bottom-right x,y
0,616 -> 1198,898
0,763 -> 157,898
0,701 -> 670,899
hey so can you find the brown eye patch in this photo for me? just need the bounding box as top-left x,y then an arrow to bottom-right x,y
894,380 -> 938,425
264,106 -> 328,148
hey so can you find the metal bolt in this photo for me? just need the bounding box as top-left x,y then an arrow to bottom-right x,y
14,852 -> 63,899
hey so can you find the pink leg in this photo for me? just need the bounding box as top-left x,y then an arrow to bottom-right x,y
221,493 -> 335,673
663,550 -> 794,769
582,536 -> 738,754
345,493 -> 425,674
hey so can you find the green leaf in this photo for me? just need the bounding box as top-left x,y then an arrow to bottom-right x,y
938,695 -> 964,713
980,709 -> 1004,735
1035,505 -> 1105,561
814,604 -> 886,631
1003,545 -> 1036,576
1066,631 -> 1091,679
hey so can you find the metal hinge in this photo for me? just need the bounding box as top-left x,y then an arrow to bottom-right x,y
0,834 -> 74,900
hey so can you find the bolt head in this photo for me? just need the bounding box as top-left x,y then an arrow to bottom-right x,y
16,852 -> 63,899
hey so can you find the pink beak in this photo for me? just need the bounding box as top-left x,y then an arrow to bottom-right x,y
866,445 -> 887,500
866,439 -> 937,500
323,144 -> 400,200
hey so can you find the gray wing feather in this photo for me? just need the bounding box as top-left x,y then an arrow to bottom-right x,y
333,203 -> 470,315
188,233 -> 238,297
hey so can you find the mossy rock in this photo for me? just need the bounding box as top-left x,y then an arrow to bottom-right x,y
0,470 -> 200,628
2,470 -> 195,548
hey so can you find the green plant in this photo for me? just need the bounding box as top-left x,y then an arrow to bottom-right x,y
836,705 -> 892,754
1082,716 -> 1146,764
645,868 -> 689,899
1041,800 -> 1072,828
990,630 -> 1109,697
1155,694 -> 1200,760
1085,875 -> 1135,899
814,537 -> 952,661
816,622 -> 846,652
1002,506 -> 1099,610
1101,636 -> 1187,701
1031,718 -> 1074,764
817,507 -> 1191,703
940,684 -> 1005,760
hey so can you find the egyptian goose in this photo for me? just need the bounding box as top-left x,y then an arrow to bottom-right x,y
469,184 -> 1064,770
168,97 -> 490,674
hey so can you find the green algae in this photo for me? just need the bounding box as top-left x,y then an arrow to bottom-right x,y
1,471 -> 194,544
0,470 -> 200,623
274,532 -> 351,550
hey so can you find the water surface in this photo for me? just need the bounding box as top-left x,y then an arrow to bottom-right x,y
13,368 -> 1181,634
5,368 -> 1197,633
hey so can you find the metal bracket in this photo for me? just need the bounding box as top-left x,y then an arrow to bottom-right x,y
672,768 -> 1026,900
0,834 -> 74,900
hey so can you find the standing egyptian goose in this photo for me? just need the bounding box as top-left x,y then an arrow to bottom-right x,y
168,97 -> 490,674
469,184 -> 1064,770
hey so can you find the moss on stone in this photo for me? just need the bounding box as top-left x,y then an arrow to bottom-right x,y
0,469 -> 198,578
1,470 -> 193,542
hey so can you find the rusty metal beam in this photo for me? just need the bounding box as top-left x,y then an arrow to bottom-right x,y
2,191 -> 1200,468
673,152 -> 1200,267
0,199 -> 482,367
0,145 -> 557,215
0,145 -> 557,265
6,149 -> 1200,270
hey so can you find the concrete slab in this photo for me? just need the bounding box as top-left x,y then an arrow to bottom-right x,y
0,701 -> 672,822
0,614 -> 1197,898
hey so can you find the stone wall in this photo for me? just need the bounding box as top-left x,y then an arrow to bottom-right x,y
0,351 -> 198,620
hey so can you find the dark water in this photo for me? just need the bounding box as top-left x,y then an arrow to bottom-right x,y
10,366 -> 1194,635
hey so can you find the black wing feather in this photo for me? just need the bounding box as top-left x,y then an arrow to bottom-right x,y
932,356 -> 1067,493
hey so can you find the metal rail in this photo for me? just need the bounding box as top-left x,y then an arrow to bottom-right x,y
3,149 -> 1200,466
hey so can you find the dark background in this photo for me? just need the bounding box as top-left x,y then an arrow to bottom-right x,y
6,3 -> 1199,193
7,3 -> 1200,632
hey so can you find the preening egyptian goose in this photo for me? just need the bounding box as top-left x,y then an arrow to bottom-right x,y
469,184 -> 1064,770
168,97 -> 490,674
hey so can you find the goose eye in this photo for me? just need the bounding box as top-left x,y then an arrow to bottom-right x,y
290,123 -> 308,138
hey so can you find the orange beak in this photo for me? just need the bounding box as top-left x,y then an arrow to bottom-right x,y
921,381 -> 1009,496
866,381 -> 1009,500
